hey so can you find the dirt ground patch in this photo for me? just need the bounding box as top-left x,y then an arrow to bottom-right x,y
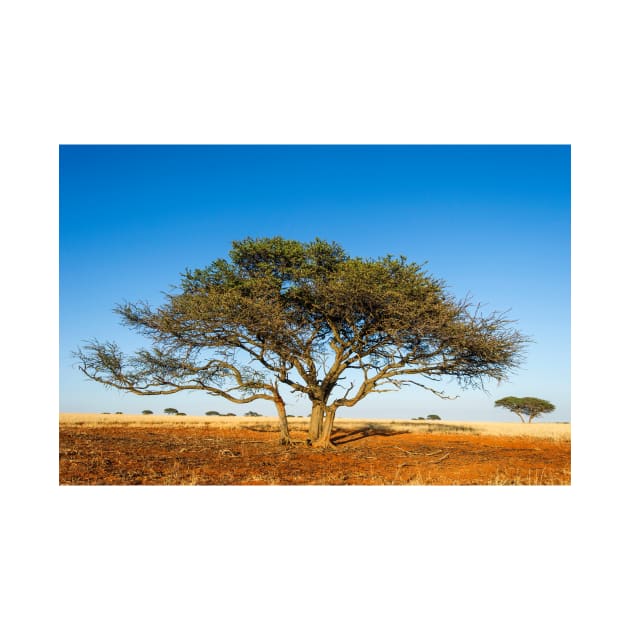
59,421 -> 571,485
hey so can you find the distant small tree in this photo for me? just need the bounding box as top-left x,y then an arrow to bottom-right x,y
245,410 -> 262,417
412,416 -> 425,420
164,407 -> 178,415
205,410 -> 220,416
115,411 -> 123,414
427,414 -> 441,420
494,397 -> 555,423
142,409 -> 153,415
176,412 -> 186,416
225,412 -> 236,416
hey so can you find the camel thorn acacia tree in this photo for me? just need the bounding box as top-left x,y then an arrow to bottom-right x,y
76,236 -> 528,449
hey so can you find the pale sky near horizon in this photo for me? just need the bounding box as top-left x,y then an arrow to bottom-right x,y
60,144 -> 570,421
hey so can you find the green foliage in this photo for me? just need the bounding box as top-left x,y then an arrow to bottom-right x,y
115,411 -> 123,414
205,410 -> 220,416
176,412 -> 186,416
141,409 -> 153,414
427,414 -> 441,420
494,396 -> 555,423
174,237 -> 526,394
224,412 -> 236,416
164,407 -> 178,415
245,410 -> 262,417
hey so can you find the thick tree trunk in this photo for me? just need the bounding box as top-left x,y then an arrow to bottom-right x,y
308,401 -> 324,443
313,406 -> 337,448
274,398 -> 292,445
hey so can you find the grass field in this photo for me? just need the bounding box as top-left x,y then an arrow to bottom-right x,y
60,413 -> 570,438
59,413 -> 570,485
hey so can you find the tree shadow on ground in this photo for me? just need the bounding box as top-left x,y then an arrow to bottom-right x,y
331,424 -> 409,445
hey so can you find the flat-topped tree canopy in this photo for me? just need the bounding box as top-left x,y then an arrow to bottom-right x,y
494,396 -> 556,423
76,236 -> 528,447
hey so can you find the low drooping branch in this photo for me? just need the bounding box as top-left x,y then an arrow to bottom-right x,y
74,341 -> 296,443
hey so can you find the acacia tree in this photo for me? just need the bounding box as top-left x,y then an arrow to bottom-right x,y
494,397 -> 555,423
76,236 -> 527,448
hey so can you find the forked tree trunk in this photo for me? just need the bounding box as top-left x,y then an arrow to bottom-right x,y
313,406 -> 337,448
308,401 -> 325,443
274,398 -> 292,445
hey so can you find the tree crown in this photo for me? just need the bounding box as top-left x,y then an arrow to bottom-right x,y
76,237 -> 527,419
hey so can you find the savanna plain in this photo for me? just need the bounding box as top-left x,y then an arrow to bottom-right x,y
59,413 -> 571,485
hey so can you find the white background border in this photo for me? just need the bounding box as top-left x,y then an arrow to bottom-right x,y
2,1 -> 628,628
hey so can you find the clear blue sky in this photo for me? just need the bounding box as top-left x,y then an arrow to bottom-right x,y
60,145 -> 570,421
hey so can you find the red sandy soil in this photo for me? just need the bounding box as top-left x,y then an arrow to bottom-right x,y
59,422 -> 570,485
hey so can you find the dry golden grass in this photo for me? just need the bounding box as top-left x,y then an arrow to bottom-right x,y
59,413 -> 570,440
389,420 -> 571,440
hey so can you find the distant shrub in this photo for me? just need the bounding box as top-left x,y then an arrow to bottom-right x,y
176,412 -> 186,416
245,411 -> 262,417
205,410 -> 220,416
102,412 -> 110,414
142,410 -> 153,415
224,412 -> 236,416
287,414 -> 295,418
413,416 -> 425,420
427,414 -> 441,420
164,408 -> 178,415
115,411 -> 123,414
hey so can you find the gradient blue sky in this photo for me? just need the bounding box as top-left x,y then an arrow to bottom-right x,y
60,145 -> 570,421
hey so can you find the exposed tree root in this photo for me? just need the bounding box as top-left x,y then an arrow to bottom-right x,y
311,440 -> 337,450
